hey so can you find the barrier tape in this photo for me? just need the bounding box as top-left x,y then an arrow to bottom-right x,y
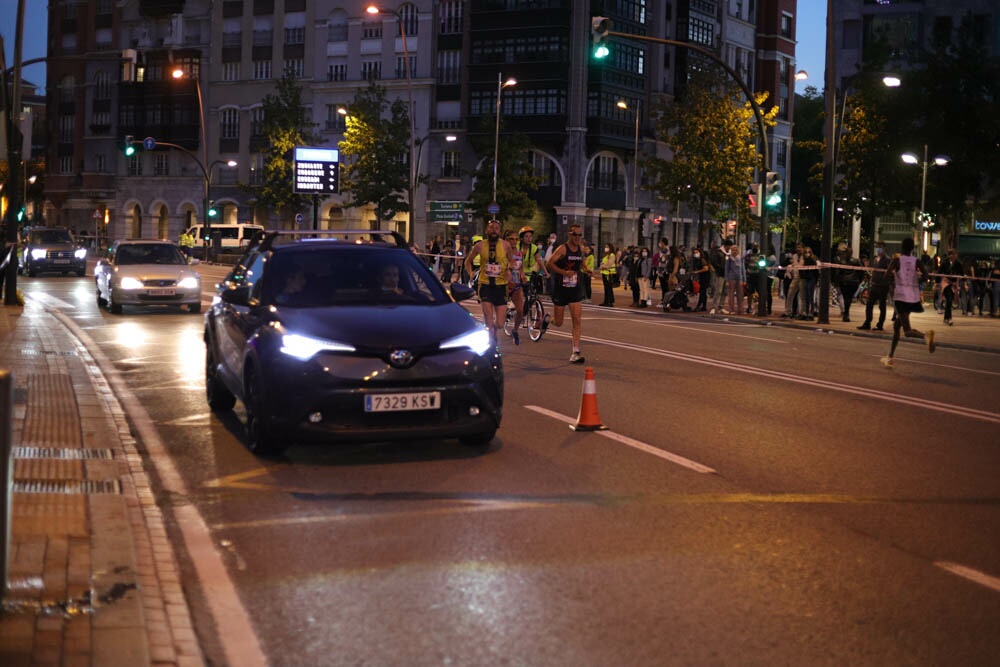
769,260 -> 1000,285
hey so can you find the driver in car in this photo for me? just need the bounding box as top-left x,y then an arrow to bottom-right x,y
379,264 -> 404,295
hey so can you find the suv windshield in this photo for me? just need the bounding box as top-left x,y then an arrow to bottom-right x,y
264,247 -> 449,307
30,230 -> 73,245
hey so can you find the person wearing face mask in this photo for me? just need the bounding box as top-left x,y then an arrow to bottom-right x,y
636,247 -> 653,307
858,240 -> 892,331
599,243 -> 617,306
690,247 -> 711,311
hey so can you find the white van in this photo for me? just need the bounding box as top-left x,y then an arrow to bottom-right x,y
185,223 -> 264,256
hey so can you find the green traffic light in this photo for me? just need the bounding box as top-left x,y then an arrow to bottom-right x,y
757,257 -> 767,268
593,45 -> 610,59
766,193 -> 782,206
124,144 -> 136,157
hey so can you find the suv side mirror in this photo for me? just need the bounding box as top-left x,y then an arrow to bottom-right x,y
449,282 -> 477,302
220,285 -> 252,306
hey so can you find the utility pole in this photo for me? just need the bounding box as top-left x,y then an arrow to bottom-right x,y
2,0 -> 27,304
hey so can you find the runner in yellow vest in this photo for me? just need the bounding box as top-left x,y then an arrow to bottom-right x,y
463,220 -> 514,344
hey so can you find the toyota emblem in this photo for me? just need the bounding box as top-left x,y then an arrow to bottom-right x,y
389,349 -> 414,368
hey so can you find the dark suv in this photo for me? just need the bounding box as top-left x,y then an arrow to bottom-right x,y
204,229 -> 503,455
21,227 -> 87,277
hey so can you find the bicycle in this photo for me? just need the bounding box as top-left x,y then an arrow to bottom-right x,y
503,274 -> 547,341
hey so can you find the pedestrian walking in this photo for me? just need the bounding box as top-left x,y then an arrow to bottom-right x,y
858,240 -> 891,331
881,236 -> 936,368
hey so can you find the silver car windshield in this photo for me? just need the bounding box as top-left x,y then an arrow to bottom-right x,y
116,244 -> 188,266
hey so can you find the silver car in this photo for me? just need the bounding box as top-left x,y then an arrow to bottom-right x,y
95,240 -> 203,314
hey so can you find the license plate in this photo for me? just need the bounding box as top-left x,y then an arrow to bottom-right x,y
365,391 -> 440,412
147,288 -> 175,296
53,259 -> 70,264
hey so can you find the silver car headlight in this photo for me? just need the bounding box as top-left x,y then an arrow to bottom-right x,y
119,276 -> 144,290
440,327 -> 493,356
279,333 -> 356,360
177,276 -> 200,289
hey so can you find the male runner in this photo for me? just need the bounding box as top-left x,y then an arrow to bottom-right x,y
464,220 -> 514,344
545,224 -> 591,363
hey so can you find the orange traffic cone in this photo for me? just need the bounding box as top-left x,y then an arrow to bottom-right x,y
571,366 -> 608,431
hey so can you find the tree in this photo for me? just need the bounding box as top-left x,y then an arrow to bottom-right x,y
645,68 -> 776,247
337,80 -> 410,227
241,73 -> 317,227
466,116 -> 540,227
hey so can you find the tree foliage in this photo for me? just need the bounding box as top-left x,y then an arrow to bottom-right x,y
645,68 -> 776,246
466,116 -> 540,226
241,73 -> 317,226
337,80 -> 410,225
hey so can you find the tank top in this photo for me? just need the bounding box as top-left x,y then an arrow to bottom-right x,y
555,243 -> 583,289
508,245 -> 523,286
895,254 -> 920,303
477,239 -> 508,286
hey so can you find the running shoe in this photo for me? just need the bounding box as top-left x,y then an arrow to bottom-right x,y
569,351 -> 585,364
541,314 -> 551,332
880,356 -> 894,368
926,329 -> 936,353
512,330 -> 520,346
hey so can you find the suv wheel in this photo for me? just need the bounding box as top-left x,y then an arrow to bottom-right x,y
244,363 -> 285,456
205,342 -> 236,411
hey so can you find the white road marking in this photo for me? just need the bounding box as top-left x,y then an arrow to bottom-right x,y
935,561 -> 1000,594
870,354 -> 1000,376
578,334 -> 1000,425
525,405 -> 716,474
26,292 -> 76,309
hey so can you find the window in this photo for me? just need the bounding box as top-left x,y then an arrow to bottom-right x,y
154,153 -> 169,176
220,108 -> 240,140
60,115 -> 74,142
249,153 -> 265,185
284,27 -> 305,44
127,154 -> 142,176
439,1 -> 462,34
437,51 -> 460,84
362,59 -> 381,80
285,58 -> 304,78
363,25 -> 382,40
328,63 -> 347,81
587,155 -> 623,191
250,107 -> 265,139
529,151 -> 561,187
399,3 -> 418,36
396,55 -> 414,79
95,71 -> 112,99
223,62 -> 240,81
326,105 -> 346,132
253,59 -> 271,80
92,111 -> 110,128
95,154 -> 106,173
441,151 -> 461,178
59,156 -> 73,174
775,139 -> 787,168
780,13 -> 792,38
687,18 -> 714,46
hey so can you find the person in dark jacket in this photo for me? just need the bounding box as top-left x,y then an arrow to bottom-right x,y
858,241 -> 891,331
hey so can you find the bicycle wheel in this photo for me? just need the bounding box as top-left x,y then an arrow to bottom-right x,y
503,300 -> 515,336
527,299 -> 545,341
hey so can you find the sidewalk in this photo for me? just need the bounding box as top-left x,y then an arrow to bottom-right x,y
0,299 -> 204,666
591,282 -> 1000,353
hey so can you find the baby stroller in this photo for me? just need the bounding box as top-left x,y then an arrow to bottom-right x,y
661,276 -> 693,312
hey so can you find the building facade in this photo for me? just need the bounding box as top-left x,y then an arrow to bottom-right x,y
43,0 -> 799,251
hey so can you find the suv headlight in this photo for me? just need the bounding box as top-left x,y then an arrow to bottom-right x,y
440,327 -> 493,356
279,333 -> 356,360
74,248 -> 88,259
30,248 -> 46,260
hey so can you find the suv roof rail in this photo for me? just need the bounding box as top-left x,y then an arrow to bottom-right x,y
246,228 -> 409,254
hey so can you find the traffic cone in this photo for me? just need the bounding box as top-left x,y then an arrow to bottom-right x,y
571,366 -> 608,431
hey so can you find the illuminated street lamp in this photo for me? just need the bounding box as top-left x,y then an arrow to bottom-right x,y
902,145 -> 950,251
492,73 -> 517,218
616,99 -> 640,212
366,5 -> 416,243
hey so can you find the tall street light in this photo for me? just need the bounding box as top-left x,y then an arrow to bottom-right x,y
492,73 -> 517,219
367,5 -> 416,244
171,67 -> 214,255
615,99 -> 640,212
902,145 -> 950,251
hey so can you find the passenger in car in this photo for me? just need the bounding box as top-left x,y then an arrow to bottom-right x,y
275,266 -> 308,305
379,264 -> 404,295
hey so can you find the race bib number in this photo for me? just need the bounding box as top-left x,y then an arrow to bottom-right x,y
484,262 -> 501,278
562,273 -> 578,287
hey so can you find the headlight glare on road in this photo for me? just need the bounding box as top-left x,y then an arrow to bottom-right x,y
440,327 -> 493,356
119,276 -> 144,290
74,248 -> 88,259
177,276 -> 200,289
280,333 -> 356,360
30,248 -> 46,260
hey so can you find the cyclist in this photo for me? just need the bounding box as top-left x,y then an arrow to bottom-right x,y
545,223 -> 591,363
516,226 -> 547,296
464,221 -> 514,344
503,229 -> 526,345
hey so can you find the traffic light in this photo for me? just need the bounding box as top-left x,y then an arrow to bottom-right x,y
765,171 -> 783,207
591,16 -> 610,59
748,184 -> 762,217
207,201 -> 218,218
124,135 -> 136,157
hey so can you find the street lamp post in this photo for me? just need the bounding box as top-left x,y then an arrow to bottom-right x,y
492,73 -> 517,218
902,145 -> 950,251
367,5 -> 416,244
615,99 -> 640,211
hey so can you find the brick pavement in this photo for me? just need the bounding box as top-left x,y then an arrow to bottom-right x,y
0,298 -> 204,667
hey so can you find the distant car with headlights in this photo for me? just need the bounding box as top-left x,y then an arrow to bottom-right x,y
94,240 -> 203,314
204,229 -> 502,455
20,226 -> 87,277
